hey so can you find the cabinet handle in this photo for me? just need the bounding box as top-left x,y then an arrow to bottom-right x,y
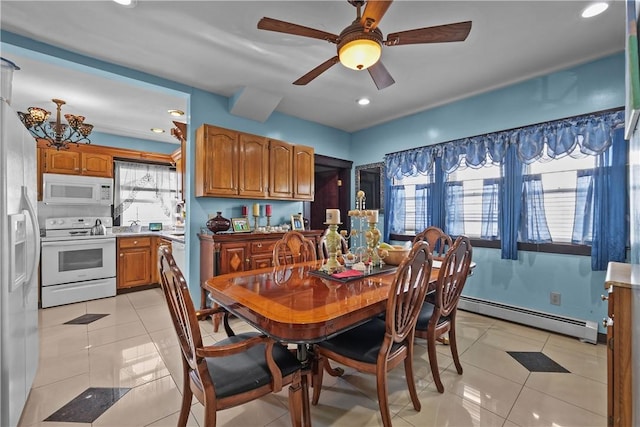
602,317 -> 613,328
246,258 -> 250,264
120,253 -> 124,257
134,240 -> 138,245
257,243 -> 262,248
600,294 -> 608,301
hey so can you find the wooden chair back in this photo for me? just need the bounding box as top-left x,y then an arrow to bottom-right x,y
158,246 -> 308,427
386,240 -> 434,342
413,226 -> 453,260
272,231 -> 317,266
433,235 -> 473,317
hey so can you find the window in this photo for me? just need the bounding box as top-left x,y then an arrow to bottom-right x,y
114,161 -> 177,226
445,163 -> 501,238
523,155 -> 595,243
384,109 -> 626,266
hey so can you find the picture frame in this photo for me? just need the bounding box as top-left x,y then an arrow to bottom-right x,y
231,217 -> 251,233
291,214 -> 305,231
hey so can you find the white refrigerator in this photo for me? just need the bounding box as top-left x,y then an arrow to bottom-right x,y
0,99 -> 40,426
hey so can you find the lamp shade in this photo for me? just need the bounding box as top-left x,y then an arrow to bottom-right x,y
338,38 -> 382,70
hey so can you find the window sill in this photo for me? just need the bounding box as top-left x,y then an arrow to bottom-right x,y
389,233 -> 591,256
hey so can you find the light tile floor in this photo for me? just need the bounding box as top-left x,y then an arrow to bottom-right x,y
20,288 -> 608,427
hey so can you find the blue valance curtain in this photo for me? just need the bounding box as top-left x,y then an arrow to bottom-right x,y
384,109 -> 625,268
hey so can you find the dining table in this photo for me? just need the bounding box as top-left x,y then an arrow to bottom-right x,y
203,260 -> 441,347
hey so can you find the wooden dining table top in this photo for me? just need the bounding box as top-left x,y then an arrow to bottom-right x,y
204,260 -> 441,343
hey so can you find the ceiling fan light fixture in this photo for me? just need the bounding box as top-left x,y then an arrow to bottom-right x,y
339,38 -> 382,71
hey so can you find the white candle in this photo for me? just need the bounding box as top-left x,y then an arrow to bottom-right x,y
367,210 -> 379,223
326,208 -> 340,224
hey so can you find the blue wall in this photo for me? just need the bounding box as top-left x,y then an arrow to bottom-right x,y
351,54 -> 626,332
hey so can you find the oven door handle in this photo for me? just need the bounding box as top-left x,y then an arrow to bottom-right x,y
22,185 -> 41,287
42,241 -> 115,248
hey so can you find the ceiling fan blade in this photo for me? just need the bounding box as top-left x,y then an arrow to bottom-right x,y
293,56 -> 340,86
368,61 -> 395,90
360,1 -> 393,31
258,17 -> 339,43
386,21 -> 472,46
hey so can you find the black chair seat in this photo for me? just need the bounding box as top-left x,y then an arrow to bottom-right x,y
415,302 -> 450,331
317,318 -> 403,364
207,332 -> 303,399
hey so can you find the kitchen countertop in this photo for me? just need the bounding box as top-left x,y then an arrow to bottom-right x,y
112,228 -> 185,243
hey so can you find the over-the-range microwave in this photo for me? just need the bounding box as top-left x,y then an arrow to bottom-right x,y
42,173 -> 113,205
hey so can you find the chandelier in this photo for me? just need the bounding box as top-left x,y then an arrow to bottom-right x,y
18,99 -> 93,150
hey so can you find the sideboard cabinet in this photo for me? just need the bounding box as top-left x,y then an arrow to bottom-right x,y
604,262 -> 638,427
195,124 -> 314,200
199,230 -> 323,330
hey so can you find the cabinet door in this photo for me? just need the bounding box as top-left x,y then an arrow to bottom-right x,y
82,153 -> 113,177
195,125 -> 239,197
118,247 -> 152,289
152,237 -> 172,284
43,149 -> 81,175
239,133 -> 269,198
250,253 -> 274,270
293,145 -> 314,200
269,139 -> 293,198
219,243 -> 249,274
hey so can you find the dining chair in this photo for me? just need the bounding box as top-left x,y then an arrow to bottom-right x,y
413,226 -> 453,260
317,227 -> 349,262
311,241 -> 433,427
414,235 -> 473,393
158,246 -> 310,427
273,230 -> 318,267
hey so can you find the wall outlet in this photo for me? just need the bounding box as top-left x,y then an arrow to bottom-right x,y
550,292 -> 561,306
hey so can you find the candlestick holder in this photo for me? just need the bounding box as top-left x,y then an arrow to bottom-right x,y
365,221 -> 383,267
320,223 -> 345,274
266,214 -> 271,227
253,215 -> 259,231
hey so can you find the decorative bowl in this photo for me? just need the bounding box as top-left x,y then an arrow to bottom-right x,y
382,245 -> 409,265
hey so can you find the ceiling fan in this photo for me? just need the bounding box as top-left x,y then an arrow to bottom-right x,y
257,0 -> 472,90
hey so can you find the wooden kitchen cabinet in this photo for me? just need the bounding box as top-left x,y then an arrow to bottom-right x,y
238,133 -> 269,198
195,124 -> 314,201
42,148 -> 112,178
117,236 -> 152,289
604,262 -> 636,427
293,144 -> 314,200
268,139 -> 293,199
195,124 -> 239,197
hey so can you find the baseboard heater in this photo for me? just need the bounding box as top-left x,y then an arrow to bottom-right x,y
458,296 -> 598,344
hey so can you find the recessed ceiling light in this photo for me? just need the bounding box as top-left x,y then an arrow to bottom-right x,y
581,2 -> 609,18
112,0 -> 137,7
357,98 -> 371,106
151,128 -> 165,133
168,109 -> 185,117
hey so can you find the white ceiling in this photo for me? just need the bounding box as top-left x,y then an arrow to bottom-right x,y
0,1 -> 625,145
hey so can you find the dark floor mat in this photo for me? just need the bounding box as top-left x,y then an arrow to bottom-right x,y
507,351 -> 570,373
64,313 -> 109,325
44,387 -> 130,423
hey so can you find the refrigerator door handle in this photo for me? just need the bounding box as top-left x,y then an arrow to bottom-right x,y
21,185 -> 40,286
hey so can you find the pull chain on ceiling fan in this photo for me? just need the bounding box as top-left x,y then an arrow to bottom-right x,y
257,0 -> 472,90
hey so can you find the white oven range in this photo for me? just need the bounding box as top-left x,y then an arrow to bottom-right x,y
41,216 -> 116,308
